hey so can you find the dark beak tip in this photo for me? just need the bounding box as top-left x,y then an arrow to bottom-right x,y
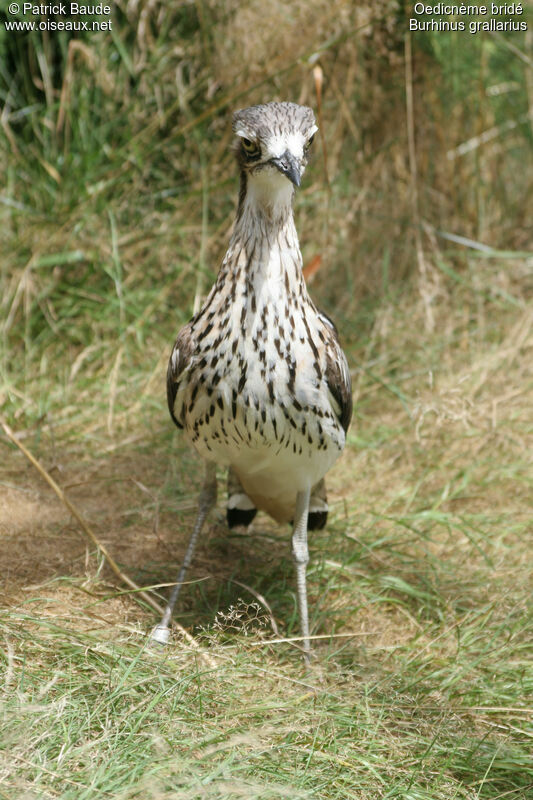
272,151 -> 301,188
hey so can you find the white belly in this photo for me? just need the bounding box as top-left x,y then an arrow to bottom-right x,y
184,383 -> 344,521
230,440 -> 342,522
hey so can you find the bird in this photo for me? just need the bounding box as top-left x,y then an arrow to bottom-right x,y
151,101 -> 352,660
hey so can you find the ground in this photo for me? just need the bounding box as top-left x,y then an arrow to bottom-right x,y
1,259 -> 531,798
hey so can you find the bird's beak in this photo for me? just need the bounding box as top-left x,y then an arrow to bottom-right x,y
270,150 -> 301,187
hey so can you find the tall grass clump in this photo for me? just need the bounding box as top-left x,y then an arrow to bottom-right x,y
1,3 -> 531,433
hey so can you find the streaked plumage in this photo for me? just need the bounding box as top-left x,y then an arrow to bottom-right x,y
153,102 -> 352,659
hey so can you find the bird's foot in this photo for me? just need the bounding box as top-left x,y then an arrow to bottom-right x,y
148,624 -> 170,646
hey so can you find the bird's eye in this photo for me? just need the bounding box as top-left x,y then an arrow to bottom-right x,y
241,138 -> 260,157
305,133 -> 315,150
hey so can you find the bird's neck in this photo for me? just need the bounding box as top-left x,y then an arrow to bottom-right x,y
236,170 -> 295,226
219,171 -> 307,304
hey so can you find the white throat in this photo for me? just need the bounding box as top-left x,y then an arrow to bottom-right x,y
244,169 -> 294,224
225,167 -> 303,302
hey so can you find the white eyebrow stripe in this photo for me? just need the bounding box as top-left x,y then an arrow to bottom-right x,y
267,132 -> 305,159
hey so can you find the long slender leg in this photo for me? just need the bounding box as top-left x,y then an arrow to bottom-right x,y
292,487 -> 311,662
150,461 -> 217,644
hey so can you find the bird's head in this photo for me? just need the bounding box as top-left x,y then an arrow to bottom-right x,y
232,102 -> 317,208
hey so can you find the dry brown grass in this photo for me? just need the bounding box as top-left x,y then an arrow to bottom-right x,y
2,258 -> 531,796
2,251 -> 530,625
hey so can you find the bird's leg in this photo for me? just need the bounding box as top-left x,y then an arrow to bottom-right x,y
292,486 -> 311,663
150,461 -> 217,645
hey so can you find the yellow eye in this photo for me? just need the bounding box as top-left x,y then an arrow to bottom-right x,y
242,138 -> 260,157
305,133 -> 315,151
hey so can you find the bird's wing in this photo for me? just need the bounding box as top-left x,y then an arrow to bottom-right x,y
167,323 -> 195,430
325,345 -> 353,433
318,311 -> 353,434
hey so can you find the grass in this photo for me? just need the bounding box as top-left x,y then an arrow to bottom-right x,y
2,561 -> 532,799
1,3 -> 532,798
2,265 -> 531,798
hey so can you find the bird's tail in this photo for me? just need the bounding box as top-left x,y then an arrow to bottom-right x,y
307,477 -> 328,530
226,465 -> 257,527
